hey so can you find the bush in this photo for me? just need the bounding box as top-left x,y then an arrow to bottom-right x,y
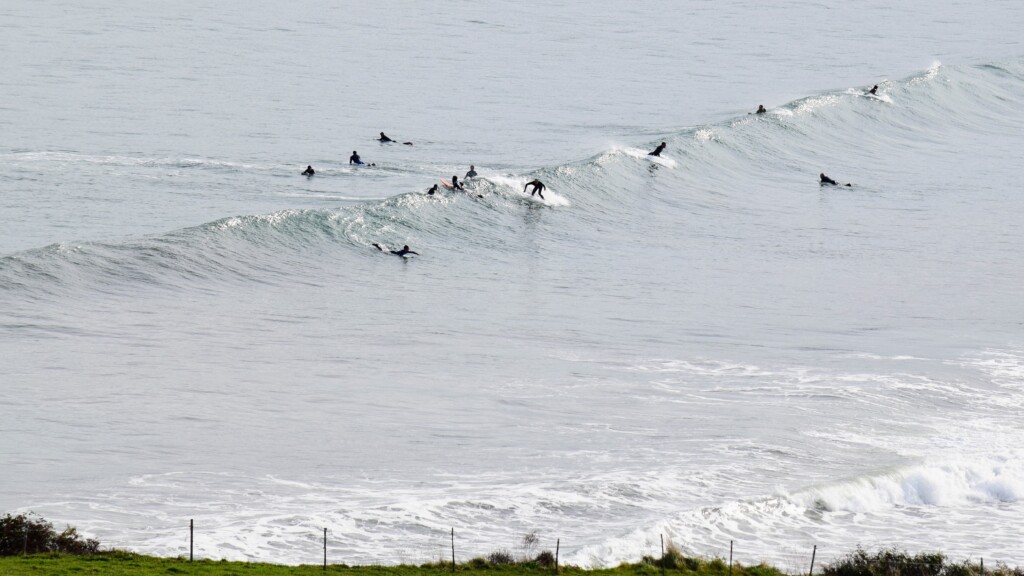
823,548 -> 960,576
536,550 -> 556,568
0,513 -> 100,556
488,549 -> 515,565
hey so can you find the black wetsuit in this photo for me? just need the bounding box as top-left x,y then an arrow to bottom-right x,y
755,105 -> 767,114
373,243 -> 419,257
648,142 -> 667,157
451,176 -> 465,191
427,184 -> 438,195
349,152 -> 362,165
868,85 -> 878,95
820,173 -> 839,185
524,179 -> 546,199
465,168 -> 478,178
379,132 -> 393,142
302,165 -> 315,176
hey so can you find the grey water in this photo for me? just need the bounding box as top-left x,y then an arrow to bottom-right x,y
2,0 -> 1024,568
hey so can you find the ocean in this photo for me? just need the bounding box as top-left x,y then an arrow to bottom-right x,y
2,0 -> 1023,569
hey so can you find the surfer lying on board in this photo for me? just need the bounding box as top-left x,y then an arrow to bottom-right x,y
524,179 -> 546,199
450,175 -> 465,191
868,85 -> 879,95
820,173 -> 852,187
373,243 -> 419,257
648,142 -> 667,157
379,132 -> 414,145
302,165 -> 315,176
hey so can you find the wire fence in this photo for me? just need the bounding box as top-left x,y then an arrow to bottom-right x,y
43,521 -> 1015,576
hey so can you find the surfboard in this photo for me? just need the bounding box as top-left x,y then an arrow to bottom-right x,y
440,179 -> 454,189
646,155 -> 678,168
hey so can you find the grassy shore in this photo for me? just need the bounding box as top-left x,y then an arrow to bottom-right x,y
0,551 -> 784,576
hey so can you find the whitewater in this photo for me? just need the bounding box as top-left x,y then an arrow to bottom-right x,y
2,0 -> 1024,570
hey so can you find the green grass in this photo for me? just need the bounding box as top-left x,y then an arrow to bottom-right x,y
0,552 -> 787,576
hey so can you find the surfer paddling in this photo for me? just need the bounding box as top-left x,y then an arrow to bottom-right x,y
378,132 -> 413,145
755,104 -> 767,114
301,165 -> 315,176
373,243 -> 419,257
820,173 -> 852,187
648,142 -> 667,157
868,84 -> 879,95
450,175 -> 465,191
524,179 -> 546,199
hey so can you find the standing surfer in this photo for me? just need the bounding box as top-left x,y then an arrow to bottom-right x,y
648,142 -> 667,157
524,179 -> 546,199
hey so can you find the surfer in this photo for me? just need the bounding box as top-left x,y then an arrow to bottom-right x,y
524,179 -> 546,199
755,104 -> 767,114
820,173 -> 852,187
868,84 -> 879,95
427,184 -> 438,195
378,132 -> 393,142
373,243 -> 419,257
451,175 -> 465,191
349,151 -> 363,165
301,165 -> 315,176
465,165 -> 477,179
648,142 -> 667,157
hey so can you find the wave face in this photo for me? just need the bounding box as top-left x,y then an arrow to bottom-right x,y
3,1 -> 1024,567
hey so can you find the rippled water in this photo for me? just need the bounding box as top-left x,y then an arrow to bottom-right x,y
2,0 -> 1024,568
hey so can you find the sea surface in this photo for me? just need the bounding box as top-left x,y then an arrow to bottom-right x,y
2,0 -> 1024,569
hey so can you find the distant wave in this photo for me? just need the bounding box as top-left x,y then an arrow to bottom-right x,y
4,61 -> 1023,299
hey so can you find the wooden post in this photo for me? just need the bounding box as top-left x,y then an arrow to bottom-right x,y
808,545 -> 817,576
729,540 -> 733,576
555,539 -> 560,575
323,527 -> 327,571
189,519 -> 194,562
451,528 -> 455,572
980,558 -> 984,576
661,534 -> 666,576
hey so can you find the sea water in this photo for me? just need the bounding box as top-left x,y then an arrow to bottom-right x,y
2,0 -> 1024,568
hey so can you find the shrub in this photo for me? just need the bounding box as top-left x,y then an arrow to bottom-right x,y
823,548 -> 957,576
0,513 -> 100,556
488,549 -> 515,565
536,550 -> 556,568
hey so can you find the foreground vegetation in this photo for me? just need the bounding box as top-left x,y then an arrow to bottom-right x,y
1,514 -> 1020,576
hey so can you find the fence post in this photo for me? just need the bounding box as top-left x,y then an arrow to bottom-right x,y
323,527 -> 327,571
189,519 -> 194,562
451,528 -> 455,572
555,539 -> 560,575
808,545 -> 817,576
660,534 -> 666,576
981,558 -> 984,576
729,540 -> 733,576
